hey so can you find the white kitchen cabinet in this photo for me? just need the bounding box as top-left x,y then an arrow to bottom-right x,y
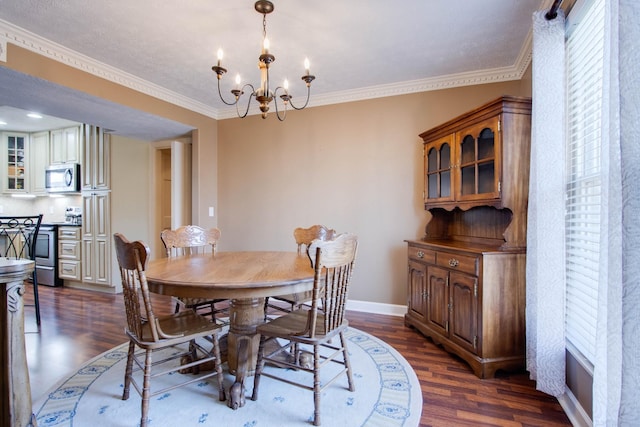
50,126 -> 81,165
82,125 -> 110,191
1,132 -> 29,193
81,191 -> 111,287
30,131 -> 50,195
58,226 -> 82,281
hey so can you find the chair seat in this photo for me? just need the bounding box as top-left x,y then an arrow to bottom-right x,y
130,310 -> 223,349
257,310 -> 347,344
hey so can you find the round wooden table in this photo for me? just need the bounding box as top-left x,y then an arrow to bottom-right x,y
145,251 -> 314,409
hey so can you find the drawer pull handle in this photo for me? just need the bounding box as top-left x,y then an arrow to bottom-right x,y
448,258 -> 459,267
417,251 -> 424,259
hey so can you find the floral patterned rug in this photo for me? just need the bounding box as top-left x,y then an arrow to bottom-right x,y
34,327 -> 421,426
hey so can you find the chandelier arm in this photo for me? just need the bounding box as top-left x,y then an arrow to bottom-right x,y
235,84 -> 256,118
273,86 -> 288,121
288,85 -> 312,111
216,77 -> 240,106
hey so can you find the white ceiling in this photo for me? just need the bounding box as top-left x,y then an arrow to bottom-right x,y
0,0 -> 550,140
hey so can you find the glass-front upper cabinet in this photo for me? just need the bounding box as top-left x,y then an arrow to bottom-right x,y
457,116 -> 501,202
2,132 -> 30,193
421,113 -> 502,209
424,137 -> 454,203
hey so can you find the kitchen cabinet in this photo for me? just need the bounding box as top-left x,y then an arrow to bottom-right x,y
81,191 -> 111,287
1,132 -> 29,193
58,226 -> 82,281
50,126 -> 81,165
29,131 -> 50,195
82,125 -> 110,191
405,97 -> 531,378
80,125 -> 111,288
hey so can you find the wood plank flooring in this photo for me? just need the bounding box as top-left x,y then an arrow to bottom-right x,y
23,285 -> 571,427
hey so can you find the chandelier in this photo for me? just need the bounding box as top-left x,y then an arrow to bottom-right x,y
211,0 -> 315,121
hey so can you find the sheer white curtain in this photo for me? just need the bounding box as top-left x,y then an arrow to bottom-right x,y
593,0 -> 640,425
526,9 -> 566,397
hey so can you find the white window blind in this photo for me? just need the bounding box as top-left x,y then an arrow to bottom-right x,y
564,0 -> 605,363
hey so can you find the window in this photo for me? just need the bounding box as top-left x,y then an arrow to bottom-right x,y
564,0 -> 605,364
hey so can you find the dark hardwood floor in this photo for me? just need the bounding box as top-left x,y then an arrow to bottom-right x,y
23,285 -> 571,427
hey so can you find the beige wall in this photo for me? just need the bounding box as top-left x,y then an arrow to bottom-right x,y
218,77 -> 532,306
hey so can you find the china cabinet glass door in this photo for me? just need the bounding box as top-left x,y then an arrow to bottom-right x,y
456,117 -> 500,201
425,138 -> 453,202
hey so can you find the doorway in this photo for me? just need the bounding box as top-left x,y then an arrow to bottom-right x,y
151,138 -> 192,257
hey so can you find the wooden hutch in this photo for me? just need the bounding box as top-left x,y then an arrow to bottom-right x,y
405,96 -> 531,378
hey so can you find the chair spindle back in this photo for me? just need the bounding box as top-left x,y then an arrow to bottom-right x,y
306,233 -> 358,337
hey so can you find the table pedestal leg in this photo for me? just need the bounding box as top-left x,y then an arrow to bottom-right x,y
2,276 -> 37,426
226,297 -> 263,409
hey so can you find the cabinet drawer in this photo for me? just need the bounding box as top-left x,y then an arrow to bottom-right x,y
59,259 -> 81,280
408,246 -> 435,263
436,252 -> 479,275
59,227 -> 81,240
59,240 -> 81,260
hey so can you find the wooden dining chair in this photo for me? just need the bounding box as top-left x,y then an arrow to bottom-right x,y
264,224 -> 337,318
0,215 -> 43,326
113,233 -> 226,427
252,233 -> 358,426
160,225 -> 229,323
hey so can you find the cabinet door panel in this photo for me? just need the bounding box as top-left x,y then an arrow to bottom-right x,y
407,260 -> 427,322
426,266 -> 449,336
455,117 -> 501,202
424,137 -> 454,203
449,271 -> 478,354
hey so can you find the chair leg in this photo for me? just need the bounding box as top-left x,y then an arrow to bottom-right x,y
211,335 -> 226,401
340,331 -> 355,392
251,335 -> 267,401
313,344 -> 321,426
140,349 -> 152,427
32,271 -> 41,326
122,341 -> 135,400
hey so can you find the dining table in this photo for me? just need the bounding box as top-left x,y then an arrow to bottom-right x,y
144,250 -> 315,410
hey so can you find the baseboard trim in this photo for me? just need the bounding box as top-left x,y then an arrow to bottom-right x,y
346,300 -> 406,317
558,387 -> 592,427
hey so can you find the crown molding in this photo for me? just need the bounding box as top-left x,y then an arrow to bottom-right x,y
1,18 -> 532,122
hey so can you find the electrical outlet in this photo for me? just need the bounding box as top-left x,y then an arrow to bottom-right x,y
208,206 -> 214,217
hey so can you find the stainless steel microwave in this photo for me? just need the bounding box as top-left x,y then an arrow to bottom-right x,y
45,163 -> 81,193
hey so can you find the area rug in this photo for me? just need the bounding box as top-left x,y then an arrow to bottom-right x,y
33,327 -> 422,426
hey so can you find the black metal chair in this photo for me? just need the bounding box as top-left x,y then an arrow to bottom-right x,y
0,214 -> 43,326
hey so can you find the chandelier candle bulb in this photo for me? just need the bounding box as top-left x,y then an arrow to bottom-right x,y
262,37 -> 270,55
235,74 -> 241,90
304,58 -> 310,75
217,49 -> 223,67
